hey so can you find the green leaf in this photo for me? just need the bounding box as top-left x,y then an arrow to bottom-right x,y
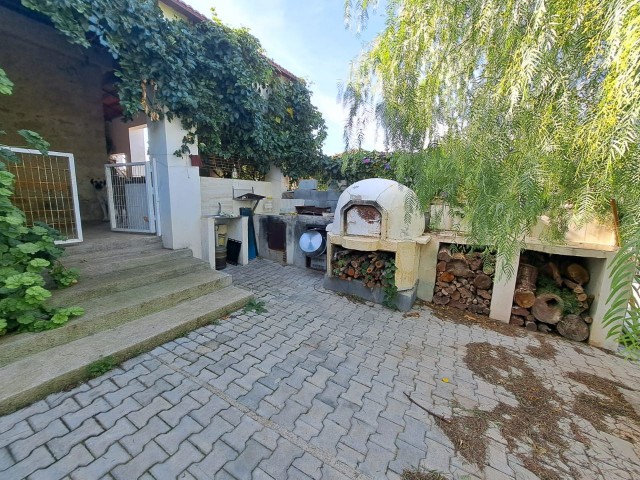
17,130 -> 49,154
16,243 -> 41,254
0,67 -> 13,95
28,258 -> 50,269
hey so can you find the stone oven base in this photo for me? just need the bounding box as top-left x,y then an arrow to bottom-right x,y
323,276 -> 417,311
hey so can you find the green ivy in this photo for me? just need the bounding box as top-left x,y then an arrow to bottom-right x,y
22,0 -> 326,179
0,68 -> 83,336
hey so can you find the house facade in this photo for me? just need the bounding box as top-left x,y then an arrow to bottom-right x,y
0,0 -> 292,258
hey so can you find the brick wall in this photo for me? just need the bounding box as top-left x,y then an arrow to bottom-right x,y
0,5 -> 113,222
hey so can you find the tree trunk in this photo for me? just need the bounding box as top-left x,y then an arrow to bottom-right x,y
437,247 -> 452,262
565,263 -> 590,285
510,315 -> 525,327
514,289 -> 536,309
517,263 -> 538,291
474,273 -> 492,290
525,321 -> 538,332
532,293 -> 564,324
548,261 -> 563,286
439,271 -> 455,283
557,314 -> 590,341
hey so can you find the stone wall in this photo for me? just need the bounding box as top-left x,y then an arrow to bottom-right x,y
0,5 -> 112,221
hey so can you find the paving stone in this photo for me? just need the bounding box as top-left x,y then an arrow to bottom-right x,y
422,438 -> 454,473
126,395 -> 172,429
158,396 -> 201,428
133,378 -> 174,407
238,382 -> 274,410
388,438 -> 427,475
221,415 -> 263,453
189,394 -> 232,427
29,443 -> 93,480
316,381 -> 347,409
357,440 -> 396,478
258,438 -> 304,479
0,419 -> 33,449
111,440 -> 168,480
5,258 -> 640,480
2,444 -> 54,479
27,397 -> 80,431
320,464 -> 352,480
223,439 -> 271,480
341,417 -> 377,455
10,418 -> 68,462
149,440 -> 204,480
336,441 -> 365,467
309,419 -> 348,457
271,399 -> 308,430
190,415 -> 235,454
74,379 -> 119,408
292,452 -> 323,480
252,427 -> 280,451
47,417 -> 103,459
162,377 -> 201,404
156,415 -> 203,455
71,442 -> 130,479
340,380 -> 371,406
120,416 -> 171,456
0,401 -> 48,436
190,439 -> 238,477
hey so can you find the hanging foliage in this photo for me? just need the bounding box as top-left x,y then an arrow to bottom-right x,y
22,0 -> 326,178
344,0 -> 640,353
0,68 -> 83,336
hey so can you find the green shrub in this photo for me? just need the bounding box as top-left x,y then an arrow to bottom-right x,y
0,67 -> 83,336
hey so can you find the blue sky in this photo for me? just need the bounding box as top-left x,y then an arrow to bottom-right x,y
187,0 -> 386,154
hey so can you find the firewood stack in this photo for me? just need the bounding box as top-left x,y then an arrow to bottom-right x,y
511,257 -> 593,341
331,249 -> 395,288
432,246 -> 496,316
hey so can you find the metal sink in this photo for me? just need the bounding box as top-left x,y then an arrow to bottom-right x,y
208,214 -> 240,225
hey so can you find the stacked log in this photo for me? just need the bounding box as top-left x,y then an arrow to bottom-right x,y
432,247 -> 496,316
331,249 -> 395,288
510,257 -> 593,341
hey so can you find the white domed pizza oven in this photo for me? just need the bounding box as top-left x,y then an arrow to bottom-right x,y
324,179 -> 430,310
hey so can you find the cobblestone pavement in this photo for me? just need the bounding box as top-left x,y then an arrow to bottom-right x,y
2,259 -> 640,479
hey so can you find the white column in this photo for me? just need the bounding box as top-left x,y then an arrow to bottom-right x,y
489,252 -> 520,323
147,116 -> 202,259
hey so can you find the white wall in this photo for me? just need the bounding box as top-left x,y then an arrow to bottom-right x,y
201,178 -> 274,216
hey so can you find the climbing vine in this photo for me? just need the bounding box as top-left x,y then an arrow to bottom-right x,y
0,68 -> 83,336
22,0 -> 326,177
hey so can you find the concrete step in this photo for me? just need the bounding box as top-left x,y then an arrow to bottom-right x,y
49,256 -> 210,305
61,241 -> 168,265
62,248 -> 193,278
64,234 -> 162,255
0,286 -> 253,414
0,270 -> 233,368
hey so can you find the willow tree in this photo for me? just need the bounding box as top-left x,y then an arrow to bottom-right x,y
344,0 -> 640,351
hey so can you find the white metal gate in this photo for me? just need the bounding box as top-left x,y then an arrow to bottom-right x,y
7,148 -> 83,244
105,161 -> 156,233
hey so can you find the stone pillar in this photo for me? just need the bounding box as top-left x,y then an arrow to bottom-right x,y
489,252 -> 520,323
265,165 -> 287,214
147,116 -> 202,259
586,253 -> 619,350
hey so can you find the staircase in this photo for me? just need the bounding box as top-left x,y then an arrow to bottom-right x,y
0,235 -> 253,414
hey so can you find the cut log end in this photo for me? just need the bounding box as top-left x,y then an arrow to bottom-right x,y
514,290 -> 536,309
557,314 -> 590,342
531,293 -> 564,325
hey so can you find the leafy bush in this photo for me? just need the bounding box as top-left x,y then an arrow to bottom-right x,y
24,0 -> 326,180
0,68 -> 83,336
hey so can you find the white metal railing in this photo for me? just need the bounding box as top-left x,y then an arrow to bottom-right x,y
7,148 -> 83,244
105,161 -> 156,233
